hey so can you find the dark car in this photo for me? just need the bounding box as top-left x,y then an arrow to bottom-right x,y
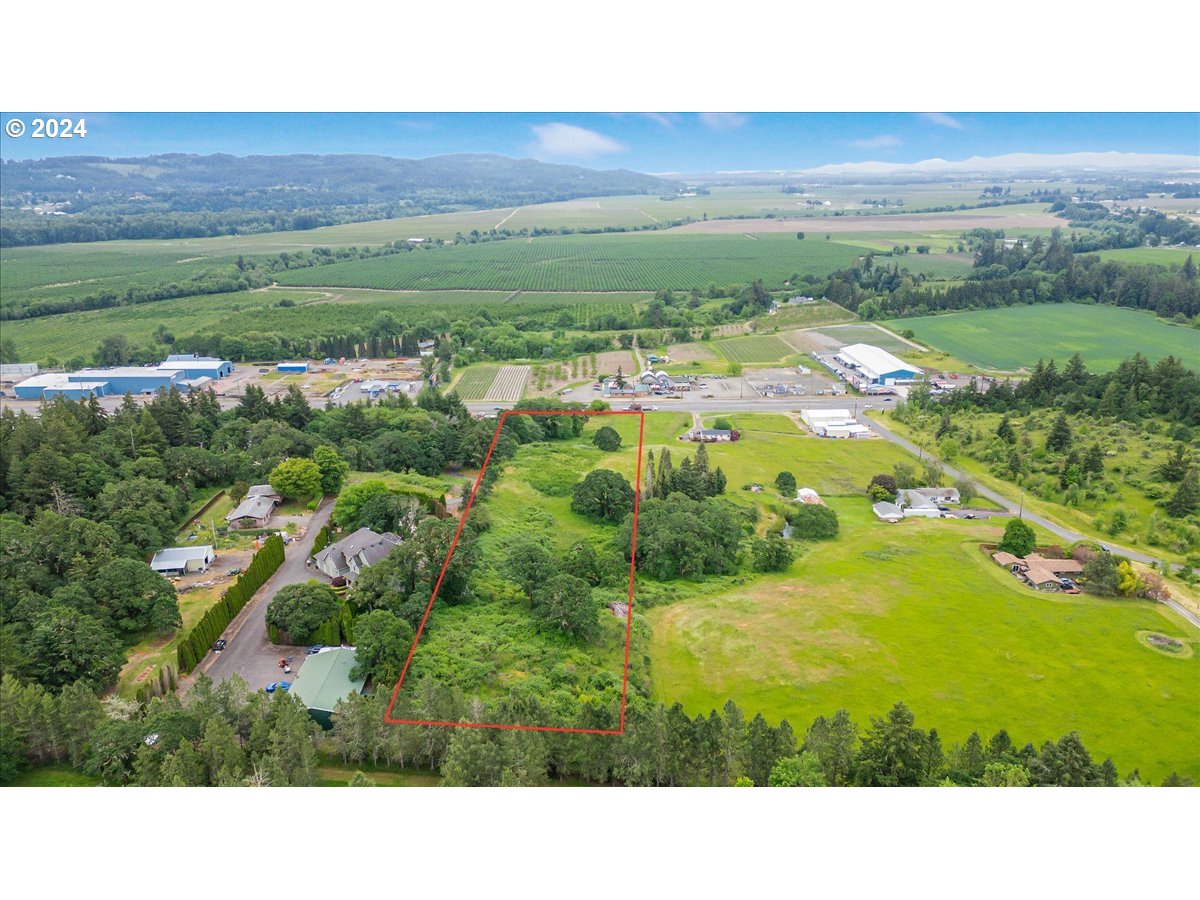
306,645 -> 324,655
937,505 -> 950,512
212,639 -> 227,652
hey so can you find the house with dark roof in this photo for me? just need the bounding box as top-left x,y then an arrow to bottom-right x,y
312,527 -> 401,582
225,485 -> 282,529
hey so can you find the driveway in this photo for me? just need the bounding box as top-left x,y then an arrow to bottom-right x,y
185,498 -> 336,691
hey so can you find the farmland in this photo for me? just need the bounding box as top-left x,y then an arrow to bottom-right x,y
715,334 -> 798,365
647,500 -> 1200,783
449,365 -> 503,400
809,322 -> 921,353
483,365 -> 530,401
274,233 -> 873,292
888,304 -> 1200,371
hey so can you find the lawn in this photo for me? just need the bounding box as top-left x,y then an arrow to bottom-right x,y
886,304 -> 1200,372
4,766 -> 102,787
317,763 -> 441,786
683,413 -> 915,496
648,499 -> 1200,782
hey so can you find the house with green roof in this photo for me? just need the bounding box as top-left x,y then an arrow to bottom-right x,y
290,647 -> 365,729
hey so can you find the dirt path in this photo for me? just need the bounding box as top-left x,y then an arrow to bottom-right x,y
495,207 -> 521,229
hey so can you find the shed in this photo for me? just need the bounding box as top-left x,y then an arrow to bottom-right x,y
150,545 -> 215,575
872,501 -> 904,522
277,362 -> 309,373
289,648 -> 365,729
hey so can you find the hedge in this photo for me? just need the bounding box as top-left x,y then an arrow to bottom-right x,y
176,534 -> 286,673
311,524 -> 331,555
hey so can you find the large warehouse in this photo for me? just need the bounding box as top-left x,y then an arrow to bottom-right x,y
833,343 -> 922,385
14,356 -> 232,400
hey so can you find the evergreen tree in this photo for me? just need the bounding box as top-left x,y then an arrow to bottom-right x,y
1045,412 -> 1073,454
1166,469 -> 1199,518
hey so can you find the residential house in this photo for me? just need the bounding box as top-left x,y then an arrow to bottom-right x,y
312,527 -> 402,582
289,648 -> 366,729
992,551 -> 1084,593
225,484 -> 282,529
685,428 -> 736,442
150,545 -> 215,575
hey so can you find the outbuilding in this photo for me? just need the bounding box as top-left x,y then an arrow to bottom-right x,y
289,648 -> 366,729
277,361 -> 309,373
150,545 -> 215,575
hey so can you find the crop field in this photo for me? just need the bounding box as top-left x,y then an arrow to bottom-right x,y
809,323 -> 920,353
715,334 -> 800,364
274,233 -> 872,293
888,304 -> 1200,371
753,299 -> 857,330
482,365 -> 530,401
449,365 -> 502,400
647,500 -> 1200,783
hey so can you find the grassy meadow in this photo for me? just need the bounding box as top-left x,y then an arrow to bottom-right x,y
647,499 -> 1200,782
887,304 -> 1200,372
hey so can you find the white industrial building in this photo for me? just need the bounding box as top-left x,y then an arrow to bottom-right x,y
833,343 -> 922,385
800,408 -> 870,438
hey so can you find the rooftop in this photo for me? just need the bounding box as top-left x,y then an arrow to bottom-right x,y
837,343 -> 921,378
290,648 -> 365,712
150,546 -> 214,567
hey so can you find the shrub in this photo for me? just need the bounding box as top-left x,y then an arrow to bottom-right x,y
592,426 -> 622,451
787,504 -> 839,541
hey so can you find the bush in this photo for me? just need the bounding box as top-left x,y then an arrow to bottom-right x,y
774,471 -> 797,496
786,504 -> 839,541
752,533 -> 794,572
592,426 -> 622,451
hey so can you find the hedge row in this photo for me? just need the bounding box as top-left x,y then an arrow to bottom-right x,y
311,524 -> 331,555
177,534 -> 286,673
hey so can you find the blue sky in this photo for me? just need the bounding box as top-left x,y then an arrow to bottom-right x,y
2,112 -> 1196,172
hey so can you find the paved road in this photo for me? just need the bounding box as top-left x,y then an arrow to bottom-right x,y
188,498 -> 336,690
862,415 -> 1200,629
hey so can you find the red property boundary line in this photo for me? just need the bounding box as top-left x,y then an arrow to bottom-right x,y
383,409 -> 645,734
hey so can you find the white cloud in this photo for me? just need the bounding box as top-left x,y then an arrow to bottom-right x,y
919,112 -> 965,130
529,122 -> 625,158
699,112 -> 748,131
640,112 -> 679,128
850,133 -> 901,149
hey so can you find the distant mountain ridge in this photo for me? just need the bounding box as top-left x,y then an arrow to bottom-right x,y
0,153 -> 680,246
1,151 -> 676,204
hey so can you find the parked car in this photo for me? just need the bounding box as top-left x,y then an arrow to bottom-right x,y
701,393 -> 715,399
937,505 -> 950,512
212,639 -> 227,652
306,645 -> 324,655
226,567 -> 242,576
265,681 -> 291,693
962,513 -> 978,520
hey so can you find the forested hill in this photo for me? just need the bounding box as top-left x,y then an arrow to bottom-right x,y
0,153 -> 679,246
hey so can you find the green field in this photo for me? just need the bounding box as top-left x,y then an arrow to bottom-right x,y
888,304 -> 1200,371
812,323 -> 920,353
1,287 -> 654,362
1088,247 -> 1198,266
714,334 -> 797,364
450,365 -> 502,400
648,499 -> 1200,782
274,233 -> 873,292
